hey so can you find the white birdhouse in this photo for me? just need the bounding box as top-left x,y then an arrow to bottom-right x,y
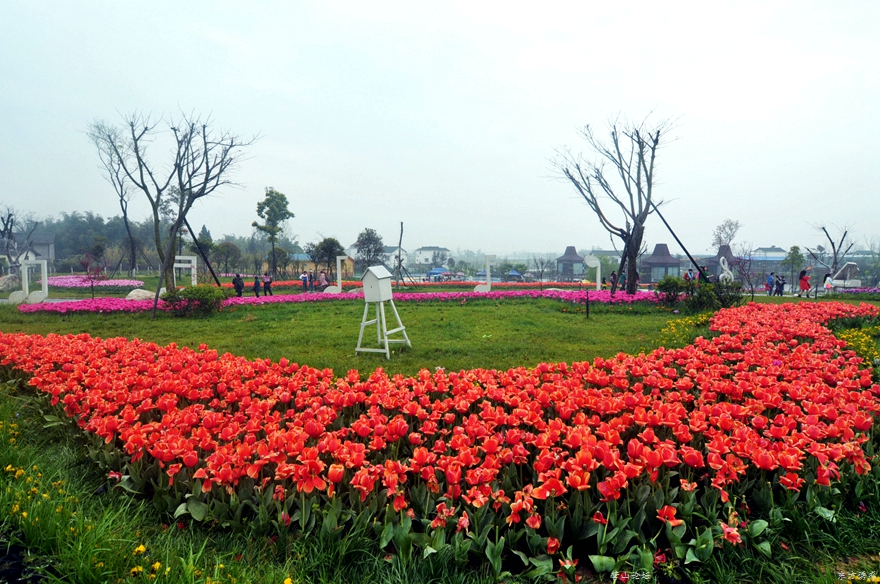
356,265 -> 410,359
362,265 -> 393,303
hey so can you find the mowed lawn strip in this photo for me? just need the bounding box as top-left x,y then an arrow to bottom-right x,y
0,298 -> 679,376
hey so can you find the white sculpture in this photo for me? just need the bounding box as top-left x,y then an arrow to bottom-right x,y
718,257 -> 734,284
9,260 -> 49,304
356,266 -> 411,359
474,255 -> 496,293
322,255 -> 348,294
173,256 -> 198,287
831,262 -> 861,289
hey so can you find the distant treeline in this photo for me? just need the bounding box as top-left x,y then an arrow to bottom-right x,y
42,211 -> 301,276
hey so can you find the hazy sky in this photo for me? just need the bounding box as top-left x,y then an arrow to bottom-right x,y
2,1 -> 878,258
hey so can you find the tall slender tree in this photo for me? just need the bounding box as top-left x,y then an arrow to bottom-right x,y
88,123 -> 138,275
780,246 -> 806,292
252,187 -> 294,278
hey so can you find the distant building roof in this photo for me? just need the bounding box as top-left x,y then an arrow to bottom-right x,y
754,246 -> 786,254
13,230 -> 55,244
589,249 -> 622,257
640,243 -> 679,266
555,246 -> 584,263
752,246 -> 787,261
701,244 -> 736,267
415,246 -> 450,252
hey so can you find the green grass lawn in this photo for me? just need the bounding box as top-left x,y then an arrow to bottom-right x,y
0,298 -> 679,377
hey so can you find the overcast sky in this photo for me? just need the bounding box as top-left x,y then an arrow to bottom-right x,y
2,1 -> 878,258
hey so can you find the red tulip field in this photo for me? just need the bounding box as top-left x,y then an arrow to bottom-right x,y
0,300 -> 878,582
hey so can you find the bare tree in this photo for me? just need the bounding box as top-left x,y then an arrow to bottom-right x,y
88,123 -> 138,276
711,219 -> 741,250
531,254 -> 553,289
554,116 -> 675,294
0,207 -> 40,274
732,243 -> 759,301
89,113 -> 255,315
805,225 -> 854,276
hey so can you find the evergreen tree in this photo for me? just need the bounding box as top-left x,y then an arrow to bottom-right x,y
252,187 -> 294,277
353,228 -> 385,272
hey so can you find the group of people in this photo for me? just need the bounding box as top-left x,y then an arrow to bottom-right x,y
765,269 -> 834,298
299,270 -> 329,292
231,273 -> 273,297
796,269 -> 834,298
230,270 -> 332,296
765,272 -> 787,296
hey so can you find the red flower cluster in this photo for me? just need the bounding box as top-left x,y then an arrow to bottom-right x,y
0,301 -> 877,539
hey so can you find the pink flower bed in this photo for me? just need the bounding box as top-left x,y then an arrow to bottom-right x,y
18,289 -> 660,314
19,298 -> 161,314
46,275 -> 145,289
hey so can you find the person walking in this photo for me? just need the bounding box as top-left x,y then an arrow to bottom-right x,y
774,275 -> 786,296
232,274 -> 244,297
766,272 -> 775,296
253,276 -> 261,298
823,273 -> 833,296
797,269 -> 811,298
308,270 -> 315,292
300,271 -> 309,293
262,272 -> 273,296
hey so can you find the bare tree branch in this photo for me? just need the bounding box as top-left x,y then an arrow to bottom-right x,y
89,112 -> 256,317
553,115 -> 676,293
805,224 -> 854,275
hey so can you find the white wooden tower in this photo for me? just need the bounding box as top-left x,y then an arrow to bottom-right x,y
355,266 -> 411,359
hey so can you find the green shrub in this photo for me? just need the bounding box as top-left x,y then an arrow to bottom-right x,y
162,285 -> 231,318
655,275 -> 686,305
684,283 -> 721,313
713,280 -> 744,309
682,281 -> 743,313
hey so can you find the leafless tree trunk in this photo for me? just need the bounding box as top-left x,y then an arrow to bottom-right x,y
531,254 -> 553,289
88,123 -> 138,275
806,225 -> 853,276
89,113 -> 255,317
733,244 -> 758,301
554,116 -> 675,294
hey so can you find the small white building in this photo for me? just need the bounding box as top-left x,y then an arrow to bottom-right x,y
344,243 -> 409,269
382,246 -> 408,268
413,246 -> 450,265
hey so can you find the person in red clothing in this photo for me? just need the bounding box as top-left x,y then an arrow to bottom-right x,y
797,269 -> 811,298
